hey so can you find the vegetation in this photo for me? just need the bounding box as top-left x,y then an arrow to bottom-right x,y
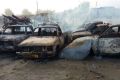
4,8 -> 13,16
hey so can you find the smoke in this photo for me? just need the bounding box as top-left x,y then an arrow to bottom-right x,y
31,1 -> 120,32
55,2 -> 120,32
55,2 -> 90,32
88,7 -> 120,25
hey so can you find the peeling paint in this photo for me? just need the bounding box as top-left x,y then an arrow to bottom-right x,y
99,38 -> 120,54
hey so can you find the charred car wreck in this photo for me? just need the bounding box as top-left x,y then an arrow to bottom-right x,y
61,24 -> 120,60
1,14 -> 119,60
17,23 -> 64,58
0,15 -> 34,52
0,25 -> 34,52
72,21 -> 110,40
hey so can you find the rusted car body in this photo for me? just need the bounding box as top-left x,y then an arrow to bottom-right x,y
61,24 -> 120,60
0,25 -> 34,52
17,23 -> 64,58
93,24 -> 120,55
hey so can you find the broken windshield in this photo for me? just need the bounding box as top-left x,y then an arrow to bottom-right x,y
4,26 -> 32,34
35,27 -> 58,36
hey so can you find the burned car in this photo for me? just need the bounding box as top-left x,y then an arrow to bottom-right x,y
60,24 -> 120,60
0,25 -> 34,52
17,23 -> 64,58
72,21 -> 110,40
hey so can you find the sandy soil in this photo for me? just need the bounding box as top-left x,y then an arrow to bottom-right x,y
0,53 -> 120,80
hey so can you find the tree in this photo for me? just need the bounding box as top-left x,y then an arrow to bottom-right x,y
4,8 -> 13,16
22,9 -> 32,16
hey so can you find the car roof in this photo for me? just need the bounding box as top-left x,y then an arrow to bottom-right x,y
6,25 -> 32,28
38,23 -> 60,28
8,25 -> 32,27
110,24 -> 120,27
96,23 -> 110,27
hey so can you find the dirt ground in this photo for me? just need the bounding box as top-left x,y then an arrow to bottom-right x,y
0,53 -> 120,80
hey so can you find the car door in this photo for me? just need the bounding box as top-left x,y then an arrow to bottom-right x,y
98,26 -> 120,54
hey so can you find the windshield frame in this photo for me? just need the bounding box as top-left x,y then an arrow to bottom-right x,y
3,25 -> 33,35
34,27 -> 59,36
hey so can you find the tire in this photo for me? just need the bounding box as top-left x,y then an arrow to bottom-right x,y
54,46 -> 60,59
85,48 -> 95,60
89,48 -> 95,56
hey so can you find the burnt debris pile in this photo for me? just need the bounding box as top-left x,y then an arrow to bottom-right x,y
3,14 -> 31,29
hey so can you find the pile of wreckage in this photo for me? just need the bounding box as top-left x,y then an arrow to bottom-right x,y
0,15 -> 120,60
0,15 -> 65,59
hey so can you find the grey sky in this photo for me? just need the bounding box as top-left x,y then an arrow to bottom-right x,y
0,0 -> 120,15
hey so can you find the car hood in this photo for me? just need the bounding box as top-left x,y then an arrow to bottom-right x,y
0,34 -> 28,42
72,31 -> 92,39
18,36 -> 59,46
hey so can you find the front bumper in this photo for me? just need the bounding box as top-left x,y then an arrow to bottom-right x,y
16,51 -> 55,58
0,46 -> 15,51
0,41 -> 16,52
16,46 -> 56,58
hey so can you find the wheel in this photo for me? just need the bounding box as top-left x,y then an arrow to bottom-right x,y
85,48 -> 95,60
54,46 -> 60,59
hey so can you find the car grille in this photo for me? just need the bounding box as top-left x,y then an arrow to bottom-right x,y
19,46 -> 53,52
